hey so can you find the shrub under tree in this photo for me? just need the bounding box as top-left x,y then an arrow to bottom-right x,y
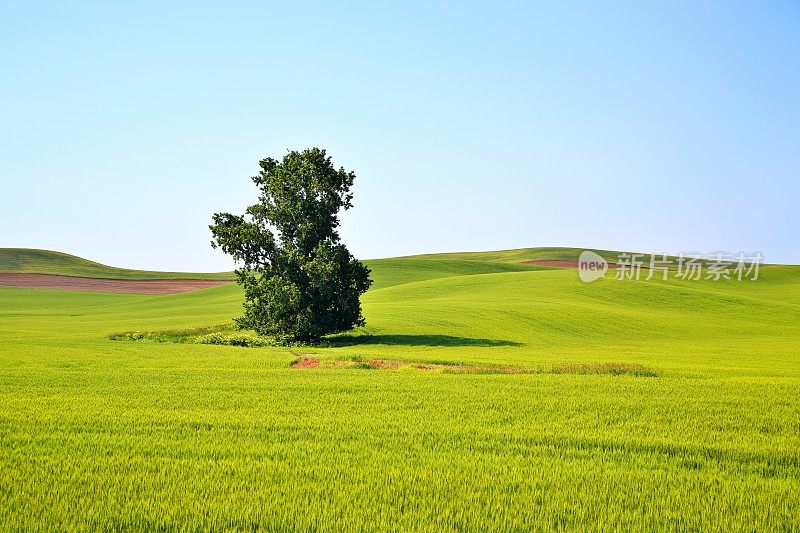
210,148 -> 372,343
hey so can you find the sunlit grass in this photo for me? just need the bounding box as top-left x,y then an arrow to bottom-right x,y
1,250 -> 799,530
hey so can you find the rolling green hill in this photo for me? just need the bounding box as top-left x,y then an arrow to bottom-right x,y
3,246 -> 767,287
1,247 -> 799,530
398,245 -> 621,262
0,248 -> 234,280
0,246 -> 610,283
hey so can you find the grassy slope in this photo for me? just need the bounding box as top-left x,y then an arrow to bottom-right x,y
362,257 -> 552,290
399,246 -> 623,262
0,247 -> 573,286
0,247 -> 579,286
0,248 -> 234,280
1,249 -> 799,529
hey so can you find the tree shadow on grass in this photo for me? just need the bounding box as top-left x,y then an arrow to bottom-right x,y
323,334 -> 523,348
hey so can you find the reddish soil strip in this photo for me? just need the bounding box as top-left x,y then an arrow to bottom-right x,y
291,357 -> 657,377
0,273 -> 230,295
524,260 -> 623,269
524,259 -> 581,268
292,356 -> 321,368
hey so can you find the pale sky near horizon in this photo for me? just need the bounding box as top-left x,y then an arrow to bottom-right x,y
1,1 -> 798,271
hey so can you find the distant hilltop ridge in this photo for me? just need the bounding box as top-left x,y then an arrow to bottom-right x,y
0,248 -> 234,281
0,247 -> 787,282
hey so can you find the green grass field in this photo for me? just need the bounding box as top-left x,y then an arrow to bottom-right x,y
1,248 -> 799,530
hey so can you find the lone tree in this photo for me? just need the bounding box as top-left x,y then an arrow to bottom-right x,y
210,148 -> 372,343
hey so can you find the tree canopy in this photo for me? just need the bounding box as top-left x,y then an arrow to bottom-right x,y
210,148 -> 372,343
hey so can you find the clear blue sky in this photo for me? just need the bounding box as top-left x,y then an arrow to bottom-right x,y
1,1 -> 798,271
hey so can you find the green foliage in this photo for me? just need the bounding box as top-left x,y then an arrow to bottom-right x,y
210,148 -> 372,343
107,330 -> 151,341
108,325 -> 275,347
1,249 -> 799,529
195,332 -> 275,347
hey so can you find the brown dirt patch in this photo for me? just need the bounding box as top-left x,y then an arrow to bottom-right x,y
291,357 -> 658,377
291,356 -> 321,369
0,273 -> 230,294
524,259 -> 623,269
